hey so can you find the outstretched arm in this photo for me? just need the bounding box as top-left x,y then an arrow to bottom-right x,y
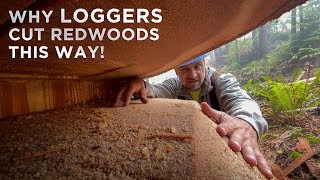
201,102 -> 273,179
215,73 -> 268,138
203,71 -> 272,178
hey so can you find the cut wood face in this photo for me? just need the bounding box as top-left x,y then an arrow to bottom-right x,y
0,99 -> 265,179
0,0 -> 306,79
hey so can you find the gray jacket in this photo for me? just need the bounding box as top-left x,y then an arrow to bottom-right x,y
146,67 -> 268,138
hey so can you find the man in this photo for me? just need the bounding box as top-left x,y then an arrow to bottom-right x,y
112,53 -> 273,179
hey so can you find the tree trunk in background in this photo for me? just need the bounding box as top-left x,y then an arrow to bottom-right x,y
317,1 -> 320,31
235,40 -> 239,62
291,8 -> 297,53
258,25 -> 267,59
214,47 -> 223,67
252,30 -> 258,59
218,47 -> 223,64
224,43 -> 230,54
299,6 -> 304,32
291,9 -> 297,37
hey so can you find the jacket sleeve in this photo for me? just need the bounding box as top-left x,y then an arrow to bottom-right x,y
145,78 -> 180,99
215,73 -> 268,138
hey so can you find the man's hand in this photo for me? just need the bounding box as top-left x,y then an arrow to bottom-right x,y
109,78 -> 148,107
201,102 -> 273,179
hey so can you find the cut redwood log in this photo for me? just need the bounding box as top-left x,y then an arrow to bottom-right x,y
0,99 -> 265,179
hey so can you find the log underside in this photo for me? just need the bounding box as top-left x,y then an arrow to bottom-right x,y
0,0 -> 306,117
0,0 -> 306,79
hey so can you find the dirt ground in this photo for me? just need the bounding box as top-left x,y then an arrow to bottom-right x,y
260,109 -> 320,179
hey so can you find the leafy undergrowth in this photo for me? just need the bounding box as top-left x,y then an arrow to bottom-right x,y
244,69 -> 320,126
260,110 -> 320,179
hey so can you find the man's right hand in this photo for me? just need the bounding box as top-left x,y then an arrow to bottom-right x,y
201,102 -> 273,179
110,78 -> 148,107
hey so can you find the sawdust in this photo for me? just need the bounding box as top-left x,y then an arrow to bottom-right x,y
0,99 -> 264,179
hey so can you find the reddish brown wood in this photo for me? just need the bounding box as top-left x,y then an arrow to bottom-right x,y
283,146 -> 320,176
296,137 -> 319,177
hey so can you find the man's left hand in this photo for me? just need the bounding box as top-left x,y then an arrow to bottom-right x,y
201,102 -> 273,179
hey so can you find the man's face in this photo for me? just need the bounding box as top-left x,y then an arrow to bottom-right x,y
175,59 -> 206,91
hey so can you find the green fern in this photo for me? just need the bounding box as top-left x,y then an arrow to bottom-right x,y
246,71 -> 320,124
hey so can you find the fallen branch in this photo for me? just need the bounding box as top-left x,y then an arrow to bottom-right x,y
283,146 -> 320,176
296,137 -> 319,177
271,161 -> 289,180
282,107 -> 319,114
304,112 -> 313,121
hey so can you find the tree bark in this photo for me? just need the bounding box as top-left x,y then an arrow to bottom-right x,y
252,30 -> 258,59
235,40 -> 239,62
291,8 -> 298,53
224,43 -> 230,54
214,47 -> 223,67
291,9 -> 297,37
299,6 -> 304,32
258,25 -> 267,59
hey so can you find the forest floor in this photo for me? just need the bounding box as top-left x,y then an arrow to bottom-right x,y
260,109 -> 320,179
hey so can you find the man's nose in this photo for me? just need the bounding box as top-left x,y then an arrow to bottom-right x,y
188,69 -> 197,78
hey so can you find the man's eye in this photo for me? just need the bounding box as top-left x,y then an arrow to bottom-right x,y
194,65 -> 201,70
181,68 -> 189,72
